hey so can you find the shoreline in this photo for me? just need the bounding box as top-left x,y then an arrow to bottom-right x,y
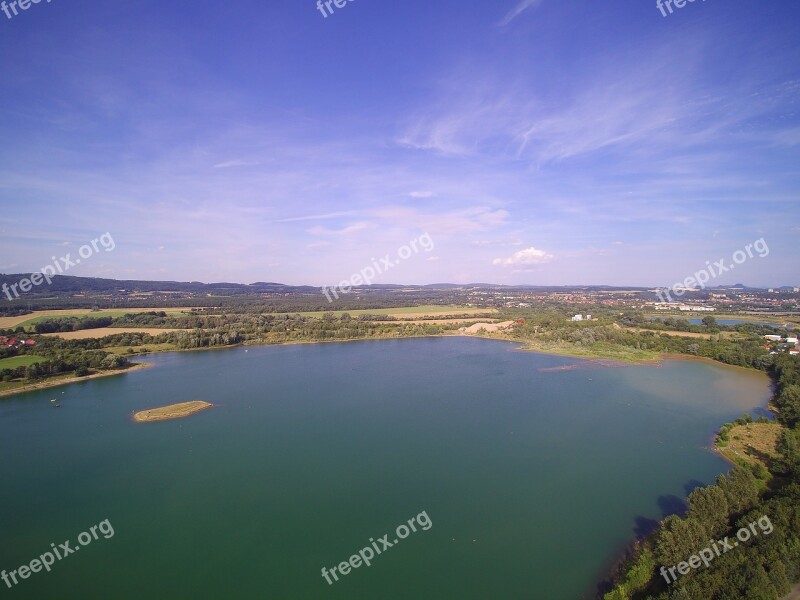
0,362 -> 152,399
1,334 -> 771,402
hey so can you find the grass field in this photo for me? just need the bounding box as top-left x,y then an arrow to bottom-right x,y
0,308 -> 194,330
718,422 -> 782,471
103,343 -> 178,355
644,312 -> 799,326
516,340 -> 661,363
283,306 -> 498,319
0,355 -> 47,369
42,328 -> 184,340
626,327 -> 742,340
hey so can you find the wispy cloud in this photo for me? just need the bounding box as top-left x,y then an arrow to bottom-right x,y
213,159 -> 258,169
499,0 -> 544,26
271,211 -> 357,223
307,222 -> 373,236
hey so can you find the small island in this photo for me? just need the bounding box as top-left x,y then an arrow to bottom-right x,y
133,401 -> 213,423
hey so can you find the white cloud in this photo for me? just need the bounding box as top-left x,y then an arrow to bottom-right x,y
307,222 -> 373,236
499,0 -> 544,26
409,191 -> 434,198
306,241 -> 331,249
271,211 -> 356,223
213,159 -> 258,169
493,246 -> 554,266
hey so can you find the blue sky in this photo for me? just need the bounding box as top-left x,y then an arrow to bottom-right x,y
0,0 -> 798,287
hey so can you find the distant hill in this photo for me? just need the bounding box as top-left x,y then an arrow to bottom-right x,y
0,274 -> 317,296
0,274 -> 785,297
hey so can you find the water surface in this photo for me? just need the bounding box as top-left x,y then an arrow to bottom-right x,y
0,337 -> 771,599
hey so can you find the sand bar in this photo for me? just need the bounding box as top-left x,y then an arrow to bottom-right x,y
133,401 -> 213,423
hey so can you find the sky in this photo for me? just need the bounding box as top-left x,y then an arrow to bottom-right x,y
0,0 -> 798,288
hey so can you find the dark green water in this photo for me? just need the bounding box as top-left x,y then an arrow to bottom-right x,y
0,337 -> 771,599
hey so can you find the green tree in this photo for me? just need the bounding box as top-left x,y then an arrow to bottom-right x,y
702,316 -> 717,328
654,514 -> 708,567
717,467 -> 759,516
688,486 -> 729,537
776,429 -> 800,476
776,385 -> 800,427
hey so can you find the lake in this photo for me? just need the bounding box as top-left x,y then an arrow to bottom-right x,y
648,316 -> 791,328
0,337 -> 772,599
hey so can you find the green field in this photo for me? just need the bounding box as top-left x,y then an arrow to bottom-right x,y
103,343 -> 178,355
0,355 -> 47,369
16,309 -> 192,330
277,305 -> 497,319
644,312 -> 799,326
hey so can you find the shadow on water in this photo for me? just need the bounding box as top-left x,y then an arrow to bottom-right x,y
752,405 -> 775,420
658,493 -> 688,518
633,516 -> 660,539
683,479 -> 707,497
591,479 -> 712,599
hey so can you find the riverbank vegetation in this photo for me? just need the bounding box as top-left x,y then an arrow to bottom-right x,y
602,355 -> 800,600
0,303 -> 794,396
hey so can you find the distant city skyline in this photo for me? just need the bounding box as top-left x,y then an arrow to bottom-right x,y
1,0 -> 798,287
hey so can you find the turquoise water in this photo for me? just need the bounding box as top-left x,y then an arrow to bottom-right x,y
0,338 -> 771,599
649,316 -> 789,327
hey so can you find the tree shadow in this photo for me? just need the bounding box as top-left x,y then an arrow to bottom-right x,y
683,479 -> 706,496
658,493 -> 688,518
634,515 -> 660,538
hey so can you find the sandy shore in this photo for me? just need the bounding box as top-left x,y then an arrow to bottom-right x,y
782,584 -> 800,600
132,401 -> 213,423
0,363 -> 151,399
